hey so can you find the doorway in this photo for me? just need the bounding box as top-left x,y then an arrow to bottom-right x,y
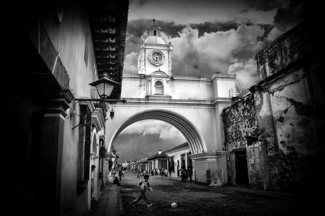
181,154 -> 186,169
235,150 -> 249,185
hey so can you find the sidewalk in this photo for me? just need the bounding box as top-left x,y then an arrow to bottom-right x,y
86,176 -> 123,216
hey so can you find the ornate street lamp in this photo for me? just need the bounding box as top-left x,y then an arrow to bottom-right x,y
71,73 -> 126,129
89,73 -> 120,99
73,72 -> 126,104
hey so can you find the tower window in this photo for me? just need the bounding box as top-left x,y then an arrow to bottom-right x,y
154,80 -> 164,95
154,30 -> 157,36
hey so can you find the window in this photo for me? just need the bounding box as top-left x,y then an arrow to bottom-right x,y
154,80 -> 164,95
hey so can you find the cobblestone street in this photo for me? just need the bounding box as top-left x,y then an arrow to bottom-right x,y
118,172 -> 307,216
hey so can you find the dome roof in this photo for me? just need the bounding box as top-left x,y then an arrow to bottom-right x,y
145,36 -> 165,44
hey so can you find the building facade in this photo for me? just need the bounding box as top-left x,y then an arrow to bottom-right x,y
107,20 -> 237,185
222,17 -> 324,193
5,1 -> 129,216
147,151 -> 168,174
164,143 -> 192,179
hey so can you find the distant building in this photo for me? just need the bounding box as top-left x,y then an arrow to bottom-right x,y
135,158 -> 149,172
164,143 -> 192,179
147,150 -> 168,174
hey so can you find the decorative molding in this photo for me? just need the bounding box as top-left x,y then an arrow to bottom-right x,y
210,73 -> 236,82
144,43 -> 169,48
44,89 -> 74,118
190,152 -> 218,162
123,97 -> 212,107
138,47 -> 145,74
91,108 -> 105,131
168,50 -> 172,74
211,97 -> 232,106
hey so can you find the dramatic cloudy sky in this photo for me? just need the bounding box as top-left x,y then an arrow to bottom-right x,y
114,0 -> 309,162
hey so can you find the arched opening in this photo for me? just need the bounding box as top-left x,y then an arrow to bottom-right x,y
108,109 -> 206,154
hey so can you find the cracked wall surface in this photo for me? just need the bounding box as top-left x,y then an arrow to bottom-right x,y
222,17 -> 324,193
223,95 -> 267,189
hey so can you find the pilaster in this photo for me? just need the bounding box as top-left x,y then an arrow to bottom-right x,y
39,88 -> 74,215
190,151 -> 227,185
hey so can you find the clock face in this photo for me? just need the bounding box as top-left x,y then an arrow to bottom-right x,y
148,50 -> 165,66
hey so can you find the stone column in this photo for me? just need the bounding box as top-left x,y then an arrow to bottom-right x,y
38,89 -> 73,216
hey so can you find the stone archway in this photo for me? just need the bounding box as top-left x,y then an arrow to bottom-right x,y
108,109 -> 207,154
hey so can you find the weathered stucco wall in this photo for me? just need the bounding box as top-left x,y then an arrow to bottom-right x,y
223,69 -> 320,192
223,17 -> 324,193
266,68 -> 318,192
222,95 -> 267,189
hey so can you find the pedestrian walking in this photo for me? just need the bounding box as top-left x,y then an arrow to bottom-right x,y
181,169 -> 186,182
184,169 -> 188,182
118,168 -> 123,182
91,165 -> 96,200
188,166 -> 193,182
113,176 -> 120,186
137,170 -> 141,178
131,174 -> 153,208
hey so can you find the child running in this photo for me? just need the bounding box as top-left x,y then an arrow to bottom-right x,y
132,174 -> 153,208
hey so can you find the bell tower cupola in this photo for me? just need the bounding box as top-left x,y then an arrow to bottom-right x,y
147,19 -> 162,37
137,19 -> 173,97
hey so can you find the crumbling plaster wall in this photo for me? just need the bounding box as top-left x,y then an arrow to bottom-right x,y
252,17 -> 323,193
223,17 -> 324,192
223,68 -> 318,192
222,95 -> 267,189
261,68 -> 318,193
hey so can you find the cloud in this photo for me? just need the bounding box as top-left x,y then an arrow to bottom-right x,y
228,58 -> 261,90
123,52 -> 138,74
266,26 -> 285,42
125,19 -> 244,55
120,120 -> 185,140
124,23 -> 268,89
113,132 -> 186,162
129,0 -> 252,24
273,0 -> 306,31
243,0 -> 290,11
